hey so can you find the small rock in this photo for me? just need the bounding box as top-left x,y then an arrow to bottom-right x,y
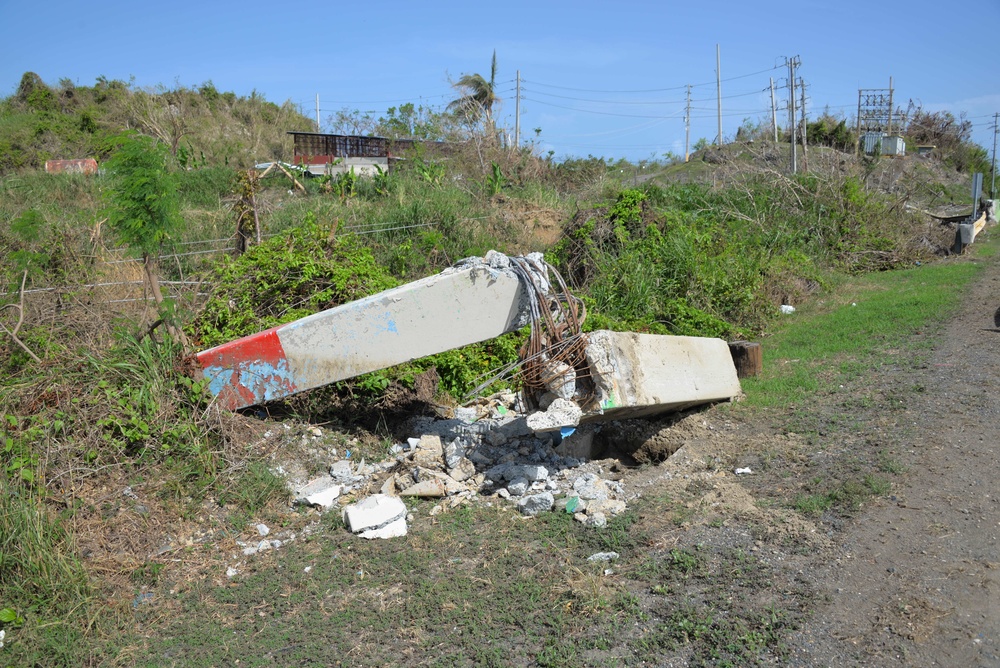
226,566 -> 238,578
496,488 -> 511,499
507,477 -> 530,496
734,467 -> 753,475
309,427 -> 323,437
256,524 -> 270,537
518,492 -> 555,516
429,505 -> 443,516
584,512 -> 608,528
587,551 -> 620,562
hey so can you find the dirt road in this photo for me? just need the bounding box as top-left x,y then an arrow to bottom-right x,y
785,253 -> 1000,666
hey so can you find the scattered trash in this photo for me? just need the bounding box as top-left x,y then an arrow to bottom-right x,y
226,566 -> 238,578
734,467 -> 753,475
132,592 -> 154,608
780,304 -> 796,314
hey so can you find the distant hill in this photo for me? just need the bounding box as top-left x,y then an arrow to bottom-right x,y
0,72 -> 315,173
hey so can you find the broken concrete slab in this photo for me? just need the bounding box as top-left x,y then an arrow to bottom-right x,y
342,494 -> 408,539
582,331 -> 741,422
293,476 -> 342,509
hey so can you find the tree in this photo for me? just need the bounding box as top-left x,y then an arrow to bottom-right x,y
448,50 -> 500,130
102,131 -> 188,346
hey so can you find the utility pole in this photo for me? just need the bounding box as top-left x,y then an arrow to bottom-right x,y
788,56 -> 799,174
315,94 -> 320,132
887,76 -> 894,135
800,77 -> 808,172
685,84 -> 692,161
770,77 -> 778,142
514,70 -> 521,149
989,112 -> 999,199
716,44 -> 723,146
856,90 -> 863,156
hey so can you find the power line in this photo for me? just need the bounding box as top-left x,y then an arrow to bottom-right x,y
523,64 -> 782,94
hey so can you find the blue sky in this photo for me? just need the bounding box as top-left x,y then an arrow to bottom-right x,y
2,0 -> 998,162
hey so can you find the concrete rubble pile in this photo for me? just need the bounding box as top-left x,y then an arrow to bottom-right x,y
290,395 -> 629,540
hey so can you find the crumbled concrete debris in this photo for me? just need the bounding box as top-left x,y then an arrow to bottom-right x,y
583,512 -> 607,528
587,551 -> 620,562
256,523 -> 270,537
342,494 -> 408,539
526,398 -> 583,432
226,566 -> 239,578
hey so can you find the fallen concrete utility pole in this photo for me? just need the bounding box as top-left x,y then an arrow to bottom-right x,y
195,252 -> 742,419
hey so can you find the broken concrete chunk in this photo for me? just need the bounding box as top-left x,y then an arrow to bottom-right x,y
330,460 -> 362,484
507,477 -> 530,496
444,438 -> 467,469
400,479 -> 448,498
342,494 -> 408,539
518,464 -> 549,482
448,457 -> 477,483
542,361 -> 577,400
584,511 -> 608,528
526,398 -> 583,433
583,330 -> 741,421
518,492 -> 555,516
587,551 -> 620,562
412,434 -> 445,468
380,475 -> 398,496
293,476 -> 342,509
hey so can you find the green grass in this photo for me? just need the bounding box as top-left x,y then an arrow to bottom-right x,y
740,251 -> 986,408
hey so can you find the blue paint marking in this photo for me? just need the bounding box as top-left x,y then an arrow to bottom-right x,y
204,357 -> 297,404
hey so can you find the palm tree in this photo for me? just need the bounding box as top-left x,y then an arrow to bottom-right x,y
448,50 -> 500,129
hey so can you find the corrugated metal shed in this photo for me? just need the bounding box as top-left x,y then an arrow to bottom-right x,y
862,132 -> 885,155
